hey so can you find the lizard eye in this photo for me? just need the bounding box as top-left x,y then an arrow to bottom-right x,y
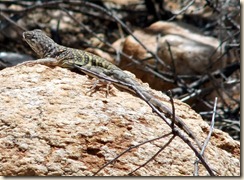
29,36 -> 37,43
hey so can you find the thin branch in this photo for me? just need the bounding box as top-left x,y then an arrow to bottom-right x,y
0,12 -> 27,31
94,132 -> 174,176
168,90 -> 175,129
194,97 -> 217,176
167,0 -> 195,21
129,134 -> 176,175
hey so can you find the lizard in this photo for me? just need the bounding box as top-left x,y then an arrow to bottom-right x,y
21,29 -> 202,149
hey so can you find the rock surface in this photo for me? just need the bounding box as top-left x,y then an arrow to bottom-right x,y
0,65 -> 239,176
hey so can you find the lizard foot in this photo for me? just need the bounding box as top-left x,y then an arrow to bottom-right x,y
83,78 -> 115,97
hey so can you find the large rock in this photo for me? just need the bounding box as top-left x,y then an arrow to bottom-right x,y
0,65 -> 239,176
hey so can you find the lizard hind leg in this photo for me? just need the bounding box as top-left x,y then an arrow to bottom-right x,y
83,78 -> 115,97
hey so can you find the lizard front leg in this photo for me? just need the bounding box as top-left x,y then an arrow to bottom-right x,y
17,58 -> 60,67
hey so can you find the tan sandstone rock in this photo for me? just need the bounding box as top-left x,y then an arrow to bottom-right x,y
0,65 -> 239,176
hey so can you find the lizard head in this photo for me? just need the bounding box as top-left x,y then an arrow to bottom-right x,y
23,29 -> 56,58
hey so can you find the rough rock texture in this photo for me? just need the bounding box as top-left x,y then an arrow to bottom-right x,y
0,65 -> 240,176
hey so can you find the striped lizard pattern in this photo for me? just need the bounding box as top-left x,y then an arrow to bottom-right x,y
22,29 -> 202,148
